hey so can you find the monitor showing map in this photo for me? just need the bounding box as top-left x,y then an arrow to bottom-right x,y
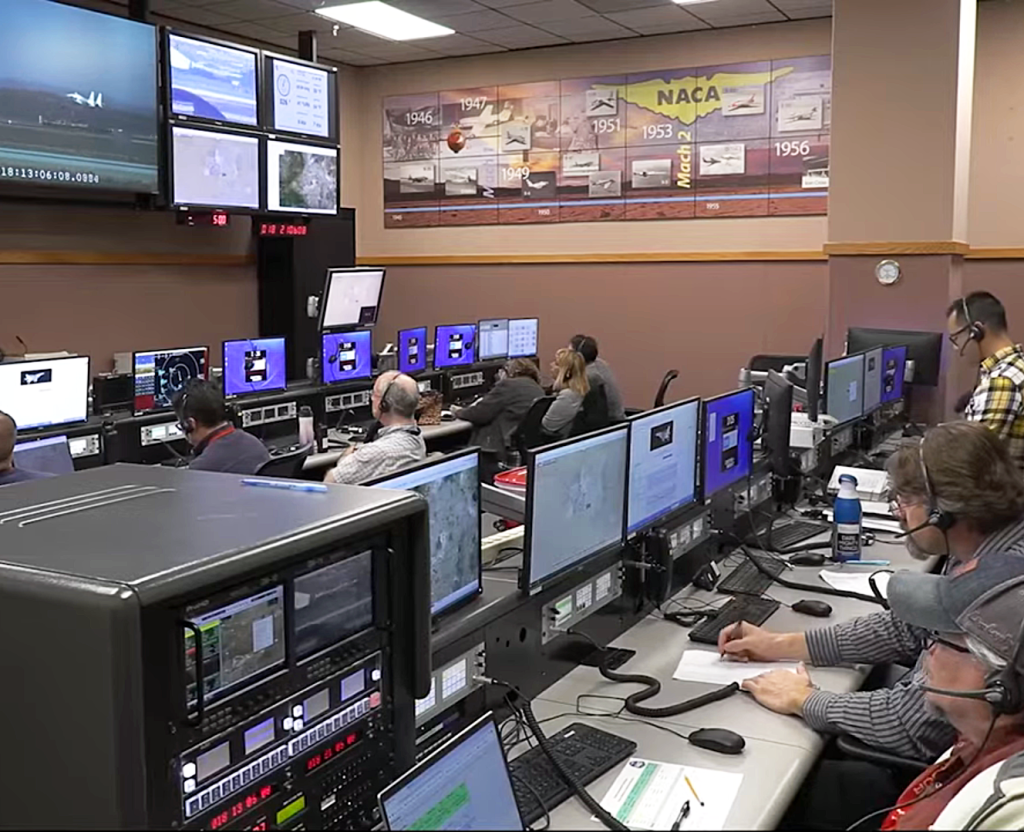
171,125 -> 260,210
266,139 -> 338,215
524,425 -> 628,591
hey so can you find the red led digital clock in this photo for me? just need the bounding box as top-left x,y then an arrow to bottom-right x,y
258,222 -> 309,237
207,784 -> 275,831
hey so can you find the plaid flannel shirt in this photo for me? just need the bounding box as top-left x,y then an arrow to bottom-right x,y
965,344 -> 1024,473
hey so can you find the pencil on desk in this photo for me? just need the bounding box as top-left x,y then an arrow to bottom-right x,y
684,774 -> 704,807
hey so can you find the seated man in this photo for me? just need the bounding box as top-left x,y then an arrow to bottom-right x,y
719,421 -> 1024,762
325,371 -> 425,485
173,379 -> 271,475
0,411 -> 51,486
570,334 -> 626,421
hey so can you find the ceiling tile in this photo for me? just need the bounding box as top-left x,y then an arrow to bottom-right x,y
271,0 -> 334,10
218,20 -> 293,41
474,0 -> 544,7
604,5 -> 704,28
261,12 -> 341,33
355,40 -> 442,58
323,26 -> 406,48
390,0 -> 489,15
502,0 -> 597,24
207,0 -> 295,20
691,10 -> 787,26
473,23 -> 571,46
577,0 -> 670,11
430,8 -> 518,31
161,6 -> 241,25
540,15 -> 637,39
411,33 -> 509,53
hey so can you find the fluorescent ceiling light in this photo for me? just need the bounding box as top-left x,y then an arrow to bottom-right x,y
315,2 -> 455,41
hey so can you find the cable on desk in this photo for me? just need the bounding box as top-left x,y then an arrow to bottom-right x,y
511,771 -> 550,832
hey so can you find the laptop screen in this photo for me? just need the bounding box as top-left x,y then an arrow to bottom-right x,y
13,435 -> 74,476
379,714 -> 521,831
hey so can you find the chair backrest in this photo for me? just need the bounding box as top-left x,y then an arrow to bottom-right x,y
255,443 -> 314,479
570,384 -> 610,437
654,370 -> 679,409
749,354 -> 807,373
513,396 -> 556,457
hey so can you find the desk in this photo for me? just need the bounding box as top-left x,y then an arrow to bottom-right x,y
302,420 -> 473,472
532,534 -> 935,828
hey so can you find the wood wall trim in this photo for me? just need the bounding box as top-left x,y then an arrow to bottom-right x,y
0,250 -> 253,267
964,247 -> 1024,260
823,241 -> 971,256
357,251 -> 827,265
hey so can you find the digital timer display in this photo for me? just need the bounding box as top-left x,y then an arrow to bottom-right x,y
207,784 -> 275,831
259,222 -> 309,237
304,729 -> 361,773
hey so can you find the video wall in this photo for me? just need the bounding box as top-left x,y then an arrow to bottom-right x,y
381,56 -> 830,227
0,0 -> 340,217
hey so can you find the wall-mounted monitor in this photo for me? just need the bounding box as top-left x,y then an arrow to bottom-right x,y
265,139 -> 338,215
264,54 -> 337,142
171,125 -> 260,210
320,268 -> 386,330
167,32 -> 259,128
0,0 -> 158,195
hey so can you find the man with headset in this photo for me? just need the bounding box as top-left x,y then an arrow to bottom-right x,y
948,291 -> 1024,472
324,370 -> 425,485
173,379 -> 270,475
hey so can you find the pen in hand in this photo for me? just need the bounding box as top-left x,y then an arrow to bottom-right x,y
670,800 -> 690,832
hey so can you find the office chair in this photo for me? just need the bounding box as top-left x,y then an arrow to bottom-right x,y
748,354 -> 807,373
512,396 -> 556,460
654,370 -> 679,409
835,735 -> 928,774
570,385 -> 610,437
254,443 -> 314,479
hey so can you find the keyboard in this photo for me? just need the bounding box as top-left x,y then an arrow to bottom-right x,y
766,519 -> 830,550
688,595 -> 781,645
717,552 -> 786,596
509,723 -> 636,825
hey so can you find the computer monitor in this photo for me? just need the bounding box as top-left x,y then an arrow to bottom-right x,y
222,338 -> 287,398
132,347 -> 209,415
806,337 -> 823,422
702,387 -> 756,499
167,32 -> 259,127
320,268 -> 386,330
13,435 -> 74,476
263,53 -> 338,142
763,370 -> 794,477
265,139 -> 338,215
509,318 -> 540,358
626,398 -> 700,536
378,713 -> 522,832
0,356 -> 90,432
370,449 -> 481,618
170,125 -> 260,210
398,327 -> 428,375
881,345 -> 908,404
847,327 -> 943,387
861,347 -> 884,414
434,324 -> 477,370
322,331 -> 372,385
477,319 -> 509,362
523,424 -> 629,592
825,353 -> 866,426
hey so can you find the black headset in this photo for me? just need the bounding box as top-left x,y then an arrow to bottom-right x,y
378,376 -> 397,414
961,296 -> 986,350
919,436 -> 956,532
176,386 -> 195,435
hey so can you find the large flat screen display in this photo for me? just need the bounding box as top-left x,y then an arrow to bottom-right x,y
267,56 -> 334,140
0,0 -> 158,194
266,139 -> 338,215
171,125 -> 260,210
168,33 -> 258,127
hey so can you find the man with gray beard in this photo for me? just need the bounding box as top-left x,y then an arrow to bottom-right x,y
719,421 -> 1024,762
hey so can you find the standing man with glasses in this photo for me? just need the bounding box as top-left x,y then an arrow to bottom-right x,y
947,291 -> 1024,472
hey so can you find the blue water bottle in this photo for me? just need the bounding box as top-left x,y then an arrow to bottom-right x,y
833,474 -> 863,562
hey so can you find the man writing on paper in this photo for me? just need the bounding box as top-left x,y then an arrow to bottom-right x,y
718,423 -> 1024,757
947,291 -> 1024,472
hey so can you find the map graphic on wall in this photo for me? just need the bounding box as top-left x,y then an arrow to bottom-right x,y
381,56 -> 830,227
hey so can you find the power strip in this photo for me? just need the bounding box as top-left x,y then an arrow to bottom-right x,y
540,566 -> 622,645
481,526 -> 524,565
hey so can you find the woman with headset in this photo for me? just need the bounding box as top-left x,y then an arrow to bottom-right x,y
541,347 -> 597,438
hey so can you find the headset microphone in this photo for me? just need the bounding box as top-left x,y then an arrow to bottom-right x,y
894,518 -> 935,538
920,685 -> 1007,706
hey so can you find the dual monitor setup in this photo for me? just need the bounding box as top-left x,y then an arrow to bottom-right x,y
397,319 -> 540,375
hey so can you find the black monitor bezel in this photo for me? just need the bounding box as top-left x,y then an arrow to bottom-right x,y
700,386 -> 757,500
521,423 -> 629,593
881,344 -> 909,405
318,267 -> 387,331
261,51 -> 339,144
763,369 -> 794,477
221,336 -> 288,400
167,122 -> 265,213
2,355 -> 92,433
320,329 -> 373,387
823,352 -> 866,426
261,135 -> 339,217
846,327 -> 943,387
624,396 -> 703,539
477,318 -> 510,362
856,346 -> 885,415
131,345 -> 210,416
397,326 -> 429,375
433,322 -> 478,371
365,447 -> 483,620
508,318 -> 540,359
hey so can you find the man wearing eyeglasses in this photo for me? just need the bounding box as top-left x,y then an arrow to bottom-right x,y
947,291 -> 1024,472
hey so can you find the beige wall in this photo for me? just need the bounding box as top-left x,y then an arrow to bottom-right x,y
346,18 -> 833,258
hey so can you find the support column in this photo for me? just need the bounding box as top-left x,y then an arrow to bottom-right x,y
826,0 -> 976,422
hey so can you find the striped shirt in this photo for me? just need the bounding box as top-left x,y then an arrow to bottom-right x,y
801,515 -> 1024,761
328,425 -> 426,485
965,344 -> 1024,473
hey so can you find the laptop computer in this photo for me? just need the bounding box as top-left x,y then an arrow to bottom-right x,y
378,713 -> 524,831
13,435 -> 75,476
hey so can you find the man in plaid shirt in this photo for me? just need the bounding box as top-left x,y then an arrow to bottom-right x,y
948,291 -> 1024,472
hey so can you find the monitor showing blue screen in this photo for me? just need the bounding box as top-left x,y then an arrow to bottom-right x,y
399,327 -> 428,374
881,345 -> 908,404
702,388 -> 756,499
434,324 -> 477,370
222,338 -> 287,398
322,331 -> 372,385
168,33 -> 258,127
627,398 -> 700,535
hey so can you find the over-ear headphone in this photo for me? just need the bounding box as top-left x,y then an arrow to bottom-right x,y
176,387 -> 196,435
378,376 -> 397,414
962,296 -> 985,345
919,436 -> 956,532
923,611 -> 1024,716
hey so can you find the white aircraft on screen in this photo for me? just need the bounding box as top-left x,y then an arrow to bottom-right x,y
67,91 -> 103,108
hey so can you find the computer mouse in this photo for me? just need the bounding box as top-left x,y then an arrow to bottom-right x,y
688,728 -> 745,756
789,552 -> 826,567
792,599 -> 833,618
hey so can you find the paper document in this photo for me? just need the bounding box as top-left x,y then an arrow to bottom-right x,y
673,649 -> 800,686
824,507 -> 903,534
828,465 -> 890,499
599,759 -> 742,830
819,568 -> 891,598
